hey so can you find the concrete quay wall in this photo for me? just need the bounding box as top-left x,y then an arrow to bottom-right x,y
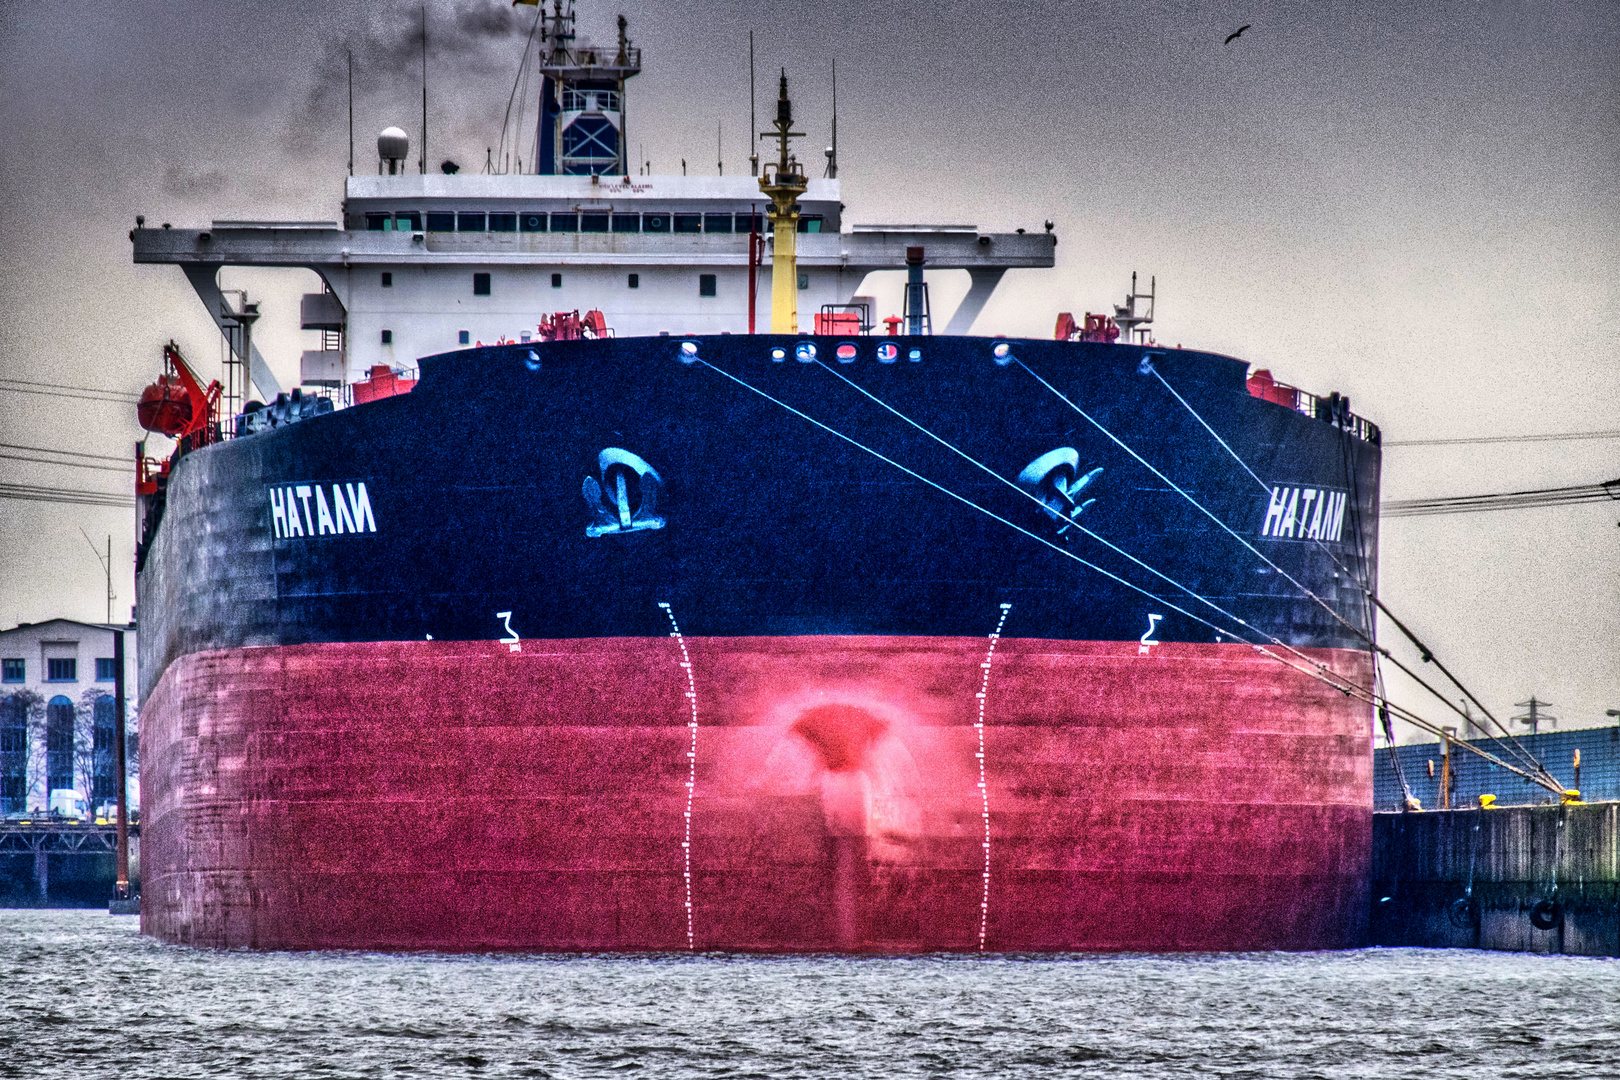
1371,803 -> 1620,957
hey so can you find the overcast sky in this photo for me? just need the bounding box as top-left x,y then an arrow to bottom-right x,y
1,0 -> 1615,741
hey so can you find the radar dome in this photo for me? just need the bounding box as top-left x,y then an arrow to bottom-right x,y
378,127 -> 410,164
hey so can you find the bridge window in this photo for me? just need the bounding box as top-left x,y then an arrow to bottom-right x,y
426,212 -> 456,232
473,273 -> 491,296
46,658 -> 75,682
643,214 -> 670,233
551,213 -> 578,233
699,274 -> 717,297
551,273 -> 563,288
0,694 -> 25,813
381,272 -> 393,288
521,213 -> 547,233
797,216 -> 823,234
673,214 -> 703,234
1,659 -> 21,682
735,213 -> 763,233
93,695 -> 116,804
580,214 -> 610,233
612,214 -> 640,233
628,273 -> 639,289
489,213 -> 517,232
381,330 -> 393,345
46,695 -> 73,793
396,211 -> 422,231
704,214 -> 732,234
457,213 -> 486,232
365,213 -> 391,231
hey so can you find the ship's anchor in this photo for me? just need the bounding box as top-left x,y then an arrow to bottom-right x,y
582,448 -> 666,537
1016,448 -> 1101,536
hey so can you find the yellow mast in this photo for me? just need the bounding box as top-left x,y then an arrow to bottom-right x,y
758,70 -> 806,333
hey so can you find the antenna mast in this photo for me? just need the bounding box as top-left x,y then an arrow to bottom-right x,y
419,5 -> 428,175
347,50 -> 354,177
748,31 -> 758,176
827,57 -> 837,179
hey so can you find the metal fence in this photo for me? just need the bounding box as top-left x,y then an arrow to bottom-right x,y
1373,725 -> 1620,809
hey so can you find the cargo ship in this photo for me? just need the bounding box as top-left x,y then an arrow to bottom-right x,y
129,3 -> 1381,951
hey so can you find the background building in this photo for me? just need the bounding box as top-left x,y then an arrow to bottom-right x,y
1374,725 -> 1620,810
0,619 -> 138,818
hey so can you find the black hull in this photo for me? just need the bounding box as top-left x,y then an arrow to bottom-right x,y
137,335 -> 1379,701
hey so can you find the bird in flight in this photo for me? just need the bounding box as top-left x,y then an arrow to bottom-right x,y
1225,24 -> 1251,44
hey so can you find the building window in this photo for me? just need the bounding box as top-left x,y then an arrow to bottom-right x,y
93,695 -> 116,804
1,659 -> 21,683
459,330 -> 470,345
473,273 -> 491,296
489,212 -> 517,232
551,273 -> 563,288
426,212 -> 456,232
457,212 -> 487,232
699,274 -> 717,297
46,696 -> 74,793
612,214 -> 640,233
520,213 -> 547,233
381,330 -> 393,345
580,214 -> 610,233
381,272 -> 393,287
95,658 -> 117,682
673,214 -> 703,234
0,694 -> 26,814
628,273 -> 639,289
46,658 -> 76,682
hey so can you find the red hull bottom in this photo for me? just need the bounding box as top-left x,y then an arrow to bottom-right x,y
140,636 -> 1373,951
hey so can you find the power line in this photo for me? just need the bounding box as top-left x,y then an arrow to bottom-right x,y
1383,428 -> 1620,447
0,482 -> 134,509
0,453 -> 130,474
0,383 -> 136,406
1384,478 -> 1620,518
0,376 -> 136,400
0,442 -> 130,463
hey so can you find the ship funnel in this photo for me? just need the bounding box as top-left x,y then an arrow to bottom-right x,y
378,127 -> 410,174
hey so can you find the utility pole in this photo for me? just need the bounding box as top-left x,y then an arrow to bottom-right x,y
79,527 -> 113,625
110,628 -> 135,912
1513,696 -> 1557,736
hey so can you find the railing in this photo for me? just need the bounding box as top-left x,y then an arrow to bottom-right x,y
1247,370 -> 1380,444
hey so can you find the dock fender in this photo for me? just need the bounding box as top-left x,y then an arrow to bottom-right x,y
1447,897 -> 1479,929
1528,899 -> 1562,930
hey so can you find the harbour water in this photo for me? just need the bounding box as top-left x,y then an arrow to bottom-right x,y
5,912 -> 1619,1078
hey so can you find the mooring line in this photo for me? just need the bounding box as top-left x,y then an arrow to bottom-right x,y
687,355 -> 1536,786
976,603 -> 1011,950
1013,357 -> 1374,651
657,600 -> 699,950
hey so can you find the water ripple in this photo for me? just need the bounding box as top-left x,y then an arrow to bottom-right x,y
1,912 -> 1617,1079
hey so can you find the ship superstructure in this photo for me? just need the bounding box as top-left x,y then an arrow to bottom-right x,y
133,21 -> 1053,399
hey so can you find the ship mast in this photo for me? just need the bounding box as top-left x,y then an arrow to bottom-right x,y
536,0 -> 640,176
758,70 -> 806,333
